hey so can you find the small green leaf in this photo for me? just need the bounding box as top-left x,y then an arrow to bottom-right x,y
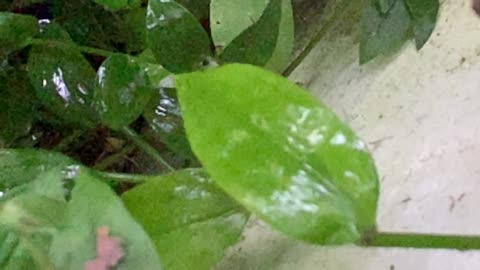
404,0 -> 439,49
176,64 -> 379,244
264,0 -> 294,72
95,54 -> 152,130
143,88 -> 195,159
27,44 -> 98,128
122,169 -> 248,270
49,169 -> 162,270
219,0 -> 282,67
359,0 -> 411,64
0,12 -> 38,56
136,49 -> 171,88
93,0 -> 140,11
210,0 -> 268,48
146,0 -> 212,73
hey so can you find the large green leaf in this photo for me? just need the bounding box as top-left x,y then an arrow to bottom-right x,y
0,12 -> 38,56
176,64 -> 379,244
219,0 -> 282,67
146,0 -> 212,73
95,54 -> 152,130
359,0 -> 411,64
210,0 -> 268,48
375,0 -> 396,13
27,44 -> 97,128
49,169 -> 162,270
122,169 -> 248,270
93,0 -> 140,11
404,0 -> 439,49
264,0 -> 294,72
0,149 -> 162,269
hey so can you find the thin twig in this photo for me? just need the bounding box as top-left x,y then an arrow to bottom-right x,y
120,126 -> 174,172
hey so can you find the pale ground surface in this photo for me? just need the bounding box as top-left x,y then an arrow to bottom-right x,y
216,0 -> 480,269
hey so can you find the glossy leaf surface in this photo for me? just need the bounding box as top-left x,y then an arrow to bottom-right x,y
404,0 -> 439,49
264,0 -> 294,72
143,88 -> 194,159
146,0 -> 212,73
95,54 -> 152,130
122,169 -> 248,270
27,44 -> 97,127
210,0 -> 268,48
177,64 -> 379,244
0,12 -> 38,56
219,0 -> 282,67
359,0 -> 411,64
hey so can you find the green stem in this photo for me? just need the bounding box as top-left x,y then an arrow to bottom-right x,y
282,0 -> 359,77
360,229 -> 480,250
30,38 -> 115,58
99,172 -> 148,184
94,144 -> 136,171
120,126 -> 174,172
54,130 -> 84,151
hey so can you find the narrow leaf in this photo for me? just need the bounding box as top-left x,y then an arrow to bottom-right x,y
359,0 -> 411,64
264,0 -> 294,72
122,169 -> 248,270
146,0 -> 212,73
27,44 -> 97,128
404,0 -> 439,49
219,0 -> 282,66
95,54 -> 152,130
177,64 -> 379,244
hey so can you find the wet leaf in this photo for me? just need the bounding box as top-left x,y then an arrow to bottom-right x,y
146,0 -> 212,73
136,49 -> 171,88
49,168 -> 162,270
27,44 -> 98,128
0,12 -> 38,56
93,0 -> 140,11
404,0 -> 439,49
210,0 -> 268,48
219,0 -> 282,67
95,54 -> 152,130
264,0 -> 294,72
176,64 -> 379,244
359,0 -> 411,64
143,88 -> 195,159
122,169 -> 248,270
